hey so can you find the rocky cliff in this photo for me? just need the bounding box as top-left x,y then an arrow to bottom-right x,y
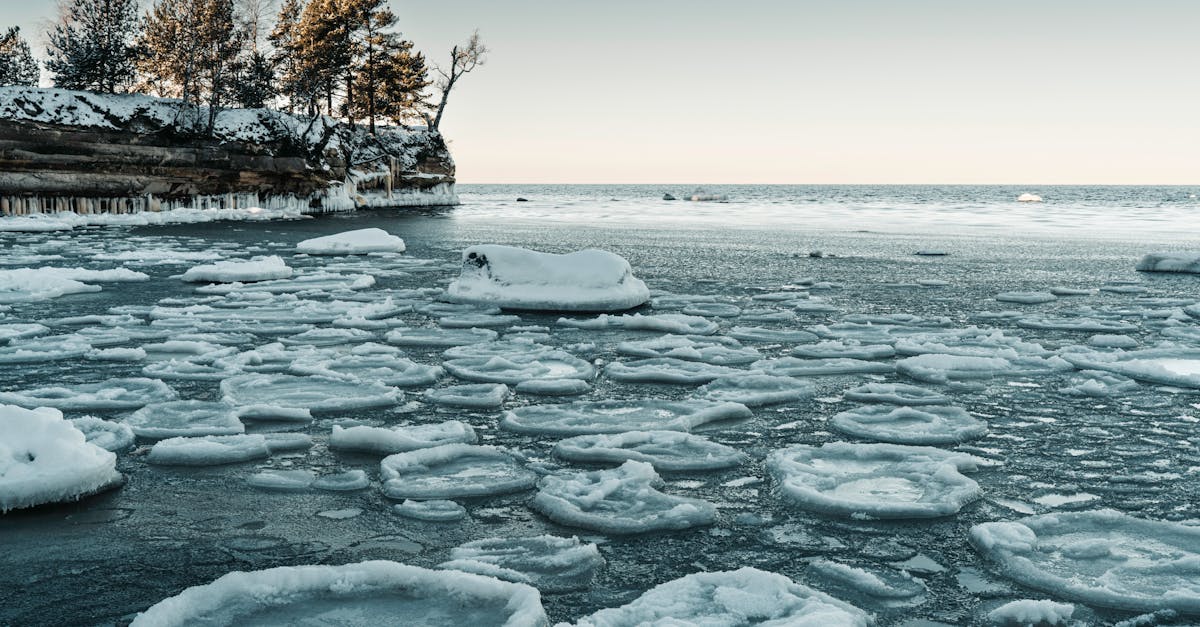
0,87 -> 457,217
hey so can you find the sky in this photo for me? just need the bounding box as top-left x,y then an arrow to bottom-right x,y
7,0 -> 1199,184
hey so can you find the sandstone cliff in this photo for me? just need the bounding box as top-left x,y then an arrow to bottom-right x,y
0,87 -> 457,217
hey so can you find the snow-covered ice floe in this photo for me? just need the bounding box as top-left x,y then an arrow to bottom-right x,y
572,567 -> 870,626
290,353 -> 444,387
970,509 -> 1200,614
532,460 -> 716,533
124,401 -> 243,439
728,326 -> 820,343
445,351 -> 595,385
605,357 -> 744,384
130,560 -> 547,626
767,442 -> 988,519
386,326 -> 498,347
295,228 -> 406,255
0,267 -> 147,303
699,374 -> 815,406
445,245 -> 649,312
220,373 -> 401,419
807,559 -> 927,608
995,291 -> 1056,304
986,599 -> 1074,626
1136,252 -> 1200,274
501,399 -> 751,436
394,499 -> 467,522
842,382 -> 950,406
180,256 -> 292,283
896,354 -> 1015,384
440,535 -> 604,592
0,377 -> 177,410
616,335 -> 761,365
0,405 -> 123,512
553,431 -> 745,471
1061,347 -> 1200,389
380,444 -> 537,499
70,416 -> 135,451
792,340 -> 896,360
147,433 -> 311,466
752,357 -> 894,377
330,421 -> 477,455
830,404 -> 988,445
422,383 -> 509,408
558,313 -> 718,335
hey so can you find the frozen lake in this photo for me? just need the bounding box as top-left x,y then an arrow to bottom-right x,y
1,186 -> 1198,625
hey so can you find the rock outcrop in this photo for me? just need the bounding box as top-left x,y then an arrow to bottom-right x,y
0,87 -> 456,216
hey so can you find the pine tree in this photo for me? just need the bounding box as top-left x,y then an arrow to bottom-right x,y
291,0 -> 355,116
230,50 -> 276,109
0,27 -> 40,87
46,0 -> 139,93
268,0 -> 309,113
349,35 -> 429,132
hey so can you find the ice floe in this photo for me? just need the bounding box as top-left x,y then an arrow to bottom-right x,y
728,326 -> 820,343
423,383 -> 510,408
290,353 -> 444,387
394,499 -> 468,521
330,421 -> 477,454
129,561 -> 547,626
385,326 -> 498,347
440,535 -> 604,592
573,567 -> 870,626
616,334 -> 761,365
830,405 -> 988,445
514,378 -> 592,396
0,405 -> 123,512
553,431 -> 745,471
124,401 -> 244,439
1136,252 -> 1200,274
70,416 -> 135,451
532,460 -> 716,533
792,340 -> 896,360
1062,347 -> 1200,389
896,354 -> 1016,384
445,351 -> 595,385
699,374 -> 815,406
986,599 -> 1074,625
180,256 -> 292,283
807,559 -> 927,607
752,357 -> 894,377
296,228 -> 406,254
220,373 -> 401,419
558,313 -> 719,335
247,469 -> 315,491
446,245 -> 649,312
501,399 -> 751,436
147,433 -> 310,466
842,383 -> 950,405
605,357 -> 744,384
0,377 -> 177,410
995,292 -> 1057,305
970,509 -> 1200,613
768,442 -> 987,519
380,444 -> 537,499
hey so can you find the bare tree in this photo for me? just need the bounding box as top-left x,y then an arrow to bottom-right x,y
426,29 -> 486,130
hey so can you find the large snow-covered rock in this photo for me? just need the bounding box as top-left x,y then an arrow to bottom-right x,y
380,444 -> 537,499
767,442 -> 987,519
970,510 -> 1200,614
0,405 -> 123,512
532,460 -> 716,534
181,256 -> 293,283
296,228 -> 406,255
573,567 -> 871,626
130,561 -> 548,626
447,245 -> 649,312
1136,252 -> 1200,274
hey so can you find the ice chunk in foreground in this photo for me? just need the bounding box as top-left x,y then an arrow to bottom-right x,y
1136,252 -> 1200,274
843,382 -> 950,405
501,399 -> 751,436
446,245 -> 649,312
124,401 -> 243,439
130,561 -> 547,626
699,374 -> 815,406
221,373 -> 400,419
768,442 -> 987,519
830,404 -> 988,445
970,510 -> 1200,614
532,460 -> 716,533
987,599 -> 1074,625
573,567 -> 870,626
330,421 -> 477,455
0,377 -> 177,410
180,256 -> 292,283
394,499 -> 467,521
380,444 -> 537,499
296,228 -> 406,255
440,535 -> 604,592
0,405 -> 123,512
553,431 -> 745,471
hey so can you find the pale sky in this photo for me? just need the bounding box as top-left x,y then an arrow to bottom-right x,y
7,0 -> 1199,184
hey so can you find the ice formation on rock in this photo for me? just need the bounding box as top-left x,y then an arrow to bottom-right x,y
572,567 -> 870,626
768,442 -> 987,519
830,405 -> 988,445
296,228 -> 406,255
446,245 -> 649,312
330,421 -> 477,454
0,405 -> 123,512
970,510 -> 1200,613
501,399 -> 751,436
553,431 -> 745,471
532,460 -> 717,533
130,561 -> 548,626
440,535 -> 604,592
380,444 -> 537,499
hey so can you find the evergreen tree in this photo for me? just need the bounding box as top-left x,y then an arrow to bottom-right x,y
291,0 -> 354,116
46,0 -> 139,93
0,27 -> 40,87
230,49 -> 276,109
268,0 -> 309,113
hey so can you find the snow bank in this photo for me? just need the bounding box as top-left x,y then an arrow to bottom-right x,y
181,256 -> 292,283
0,405 -> 123,512
130,561 -> 547,626
296,228 -> 406,255
1136,252 -> 1200,274
970,510 -> 1200,614
446,245 -> 649,312
573,567 -> 871,626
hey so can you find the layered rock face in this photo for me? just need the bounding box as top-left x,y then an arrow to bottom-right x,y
0,87 -> 456,215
